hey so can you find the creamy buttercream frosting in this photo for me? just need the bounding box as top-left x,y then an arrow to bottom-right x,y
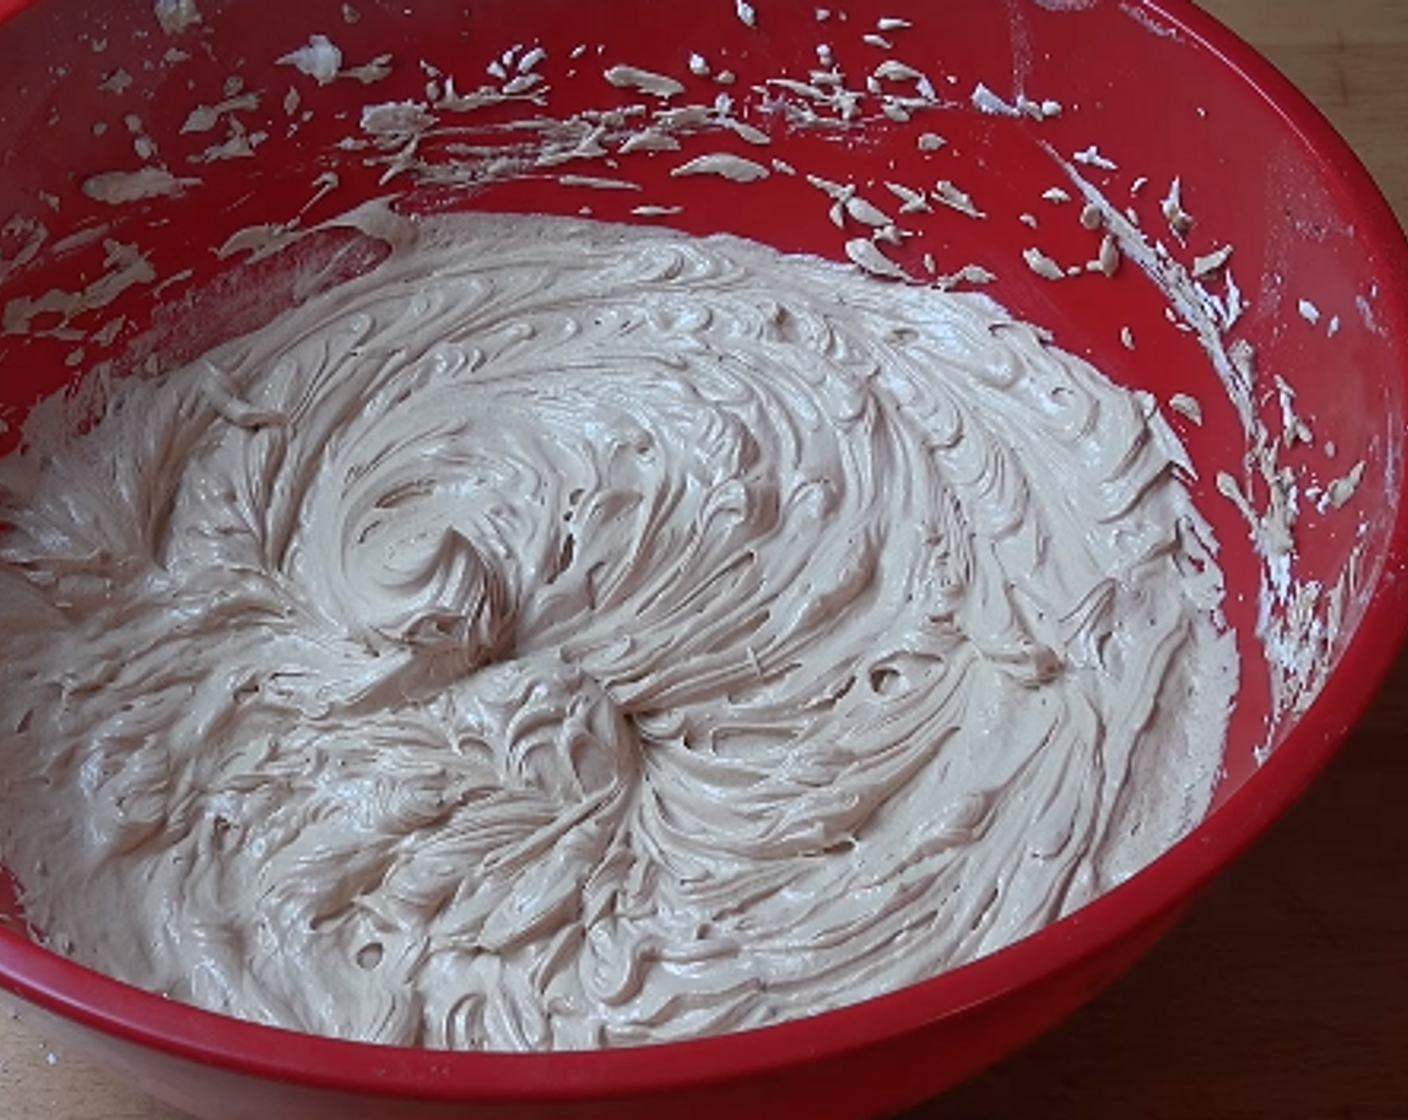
0,213 -> 1236,1050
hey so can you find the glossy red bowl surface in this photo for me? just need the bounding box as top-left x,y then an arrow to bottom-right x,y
1,1 -> 1406,1117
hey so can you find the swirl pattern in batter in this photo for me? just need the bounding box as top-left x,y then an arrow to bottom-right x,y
0,213 -> 1236,1049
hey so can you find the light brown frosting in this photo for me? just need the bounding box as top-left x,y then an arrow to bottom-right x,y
0,213 -> 1235,1050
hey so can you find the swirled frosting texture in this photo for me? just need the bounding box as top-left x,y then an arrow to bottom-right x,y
0,214 -> 1236,1050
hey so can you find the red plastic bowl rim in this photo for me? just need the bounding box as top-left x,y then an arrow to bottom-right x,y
2,0 -> 1407,1103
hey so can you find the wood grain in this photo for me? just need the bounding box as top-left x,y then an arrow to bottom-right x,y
1192,0 -> 1408,47
3,2 -> 1407,1117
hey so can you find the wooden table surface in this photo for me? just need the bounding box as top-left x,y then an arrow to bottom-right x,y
3,1 -> 1407,1117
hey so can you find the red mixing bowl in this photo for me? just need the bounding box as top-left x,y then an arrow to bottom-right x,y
1,1 -> 1406,1117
